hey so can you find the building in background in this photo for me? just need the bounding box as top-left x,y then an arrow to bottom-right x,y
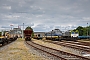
34,32 -> 45,37
10,28 -> 22,38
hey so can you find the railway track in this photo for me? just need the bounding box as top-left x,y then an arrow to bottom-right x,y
63,41 -> 90,51
42,40 -> 90,57
69,41 -> 90,46
54,41 -> 90,52
26,41 -> 90,60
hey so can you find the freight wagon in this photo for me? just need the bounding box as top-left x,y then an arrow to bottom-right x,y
24,26 -> 33,41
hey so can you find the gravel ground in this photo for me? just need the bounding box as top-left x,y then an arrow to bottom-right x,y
0,38 -> 48,60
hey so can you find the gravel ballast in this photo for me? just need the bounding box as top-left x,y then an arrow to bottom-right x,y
0,38 -> 47,60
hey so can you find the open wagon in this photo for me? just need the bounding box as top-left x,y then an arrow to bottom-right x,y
24,30 -> 33,41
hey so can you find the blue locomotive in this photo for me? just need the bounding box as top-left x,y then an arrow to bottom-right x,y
45,29 -> 62,40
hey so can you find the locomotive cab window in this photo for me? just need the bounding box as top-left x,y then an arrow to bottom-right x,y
71,32 -> 74,34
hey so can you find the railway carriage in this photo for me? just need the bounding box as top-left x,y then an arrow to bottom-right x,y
78,36 -> 90,39
33,34 -> 43,40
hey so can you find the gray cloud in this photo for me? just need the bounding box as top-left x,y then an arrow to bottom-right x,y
0,0 -> 90,32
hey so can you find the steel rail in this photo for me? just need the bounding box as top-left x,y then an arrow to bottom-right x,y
26,41 -> 66,60
26,41 -> 90,60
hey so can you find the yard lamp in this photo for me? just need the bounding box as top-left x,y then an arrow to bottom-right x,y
22,23 -> 24,39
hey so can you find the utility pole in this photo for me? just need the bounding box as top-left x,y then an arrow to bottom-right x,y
22,23 -> 24,39
87,23 -> 88,39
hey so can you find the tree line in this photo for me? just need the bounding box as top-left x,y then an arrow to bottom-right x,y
74,26 -> 90,36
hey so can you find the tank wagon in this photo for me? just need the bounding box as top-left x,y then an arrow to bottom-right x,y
24,27 -> 33,41
0,32 -> 18,45
5,32 -> 17,42
0,36 -> 7,45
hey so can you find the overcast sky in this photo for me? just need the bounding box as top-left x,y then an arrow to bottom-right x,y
0,0 -> 90,32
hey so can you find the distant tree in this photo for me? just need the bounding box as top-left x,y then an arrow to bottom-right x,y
87,25 -> 90,36
75,26 -> 90,36
83,27 -> 87,36
89,26 -> 90,36
0,32 -> 1,36
76,26 -> 83,36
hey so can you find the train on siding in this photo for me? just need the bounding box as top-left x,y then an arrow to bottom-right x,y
45,29 -> 79,41
61,30 -> 79,41
24,26 -> 33,41
45,29 -> 62,40
0,31 -> 18,45
62,30 -> 90,40
24,27 -> 90,41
